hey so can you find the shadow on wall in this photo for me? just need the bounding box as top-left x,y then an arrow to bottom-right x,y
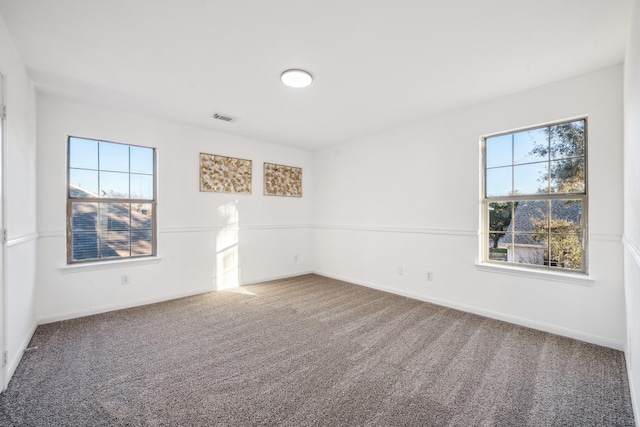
215,201 -> 240,290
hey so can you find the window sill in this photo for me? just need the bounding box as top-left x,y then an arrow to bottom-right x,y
475,262 -> 595,286
60,256 -> 162,274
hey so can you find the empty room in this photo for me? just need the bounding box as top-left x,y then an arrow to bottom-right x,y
0,0 -> 639,425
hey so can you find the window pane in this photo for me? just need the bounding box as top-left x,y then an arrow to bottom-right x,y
550,200 -> 582,233
130,146 -> 154,174
72,231 -> 99,261
549,234 -> 582,270
72,202 -> 98,231
550,120 -> 584,160
99,142 -> 130,172
550,158 -> 585,193
513,127 -> 548,164
130,174 -> 153,200
513,200 -> 549,233
100,203 -> 130,232
514,162 -> 548,195
99,231 -> 130,258
488,201 -> 513,233
486,166 -> 512,197
69,169 -> 99,197
487,200 -> 511,255
131,203 -> 152,229
513,233 -> 547,266
131,229 -> 153,256
69,137 -> 98,169
488,243 -> 508,261
486,134 -> 512,168
100,171 -> 130,198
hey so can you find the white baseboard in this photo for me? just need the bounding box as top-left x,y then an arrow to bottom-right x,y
314,270 -> 624,351
38,286 -> 216,325
5,319 -> 38,389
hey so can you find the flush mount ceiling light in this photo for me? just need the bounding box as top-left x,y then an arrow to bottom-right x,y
280,69 -> 313,88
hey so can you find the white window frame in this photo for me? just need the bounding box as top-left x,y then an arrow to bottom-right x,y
66,136 -> 157,264
481,118 -> 588,275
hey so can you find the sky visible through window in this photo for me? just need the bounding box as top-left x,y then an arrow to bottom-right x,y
485,121 -> 585,197
69,137 -> 154,200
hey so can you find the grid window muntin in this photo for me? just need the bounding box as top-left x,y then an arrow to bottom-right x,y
482,118 -> 588,273
67,136 -> 157,264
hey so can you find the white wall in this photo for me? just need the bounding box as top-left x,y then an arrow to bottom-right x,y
36,94 -> 313,322
624,0 -> 640,421
313,65 -> 625,349
0,14 -> 38,388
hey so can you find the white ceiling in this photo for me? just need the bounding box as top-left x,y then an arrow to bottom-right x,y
0,0 -> 631,150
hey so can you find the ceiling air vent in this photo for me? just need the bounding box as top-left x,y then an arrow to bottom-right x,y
213,113 -> 234,122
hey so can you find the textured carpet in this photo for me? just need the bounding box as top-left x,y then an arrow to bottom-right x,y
0,274 -> 635,426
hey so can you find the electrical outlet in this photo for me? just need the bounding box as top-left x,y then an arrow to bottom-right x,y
426,271 -> 433,281
121,274 -> 130,285
397,267 -> 403,276
294,254 -> 299,262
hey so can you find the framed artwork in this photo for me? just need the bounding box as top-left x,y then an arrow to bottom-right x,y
264,162 -> 302,197
200,153 -> 252,194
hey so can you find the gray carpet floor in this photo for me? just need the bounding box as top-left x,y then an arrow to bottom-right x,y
0,274 -> 635,426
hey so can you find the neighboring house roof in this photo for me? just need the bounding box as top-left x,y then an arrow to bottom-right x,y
69,184 -> 153,260
69,183 -> 99,198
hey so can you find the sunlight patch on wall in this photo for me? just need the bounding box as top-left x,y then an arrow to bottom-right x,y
216,202 -> 240,289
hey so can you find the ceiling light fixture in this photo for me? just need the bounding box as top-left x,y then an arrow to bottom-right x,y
280,69 -> 313,88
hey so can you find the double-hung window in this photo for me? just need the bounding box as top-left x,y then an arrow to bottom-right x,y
482,119 -> 587,273
67,136 -> 156,263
